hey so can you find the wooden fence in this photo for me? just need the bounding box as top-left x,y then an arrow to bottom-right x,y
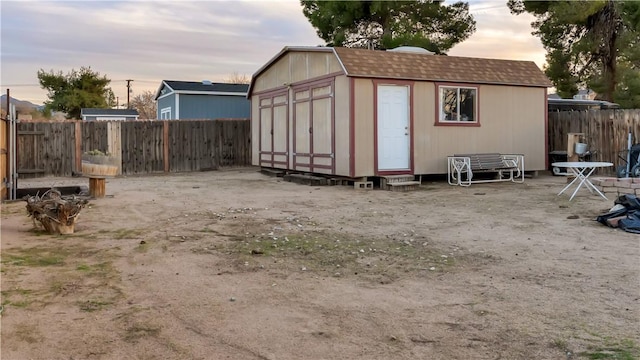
548,109 -> 640,173
15,119 -> 251,179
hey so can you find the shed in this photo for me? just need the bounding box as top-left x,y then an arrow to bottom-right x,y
81,108 -> 139,121
248,46 -> 553,178
155,80 -> 250,120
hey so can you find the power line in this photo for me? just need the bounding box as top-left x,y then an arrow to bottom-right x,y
1,84 -> 41,87
113,79 -> 158,84
3,79 -> 159,87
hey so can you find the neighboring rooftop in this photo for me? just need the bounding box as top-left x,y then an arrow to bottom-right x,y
548,98 -> 619,111
161,81 -> 249,93
81,108 -> 139,116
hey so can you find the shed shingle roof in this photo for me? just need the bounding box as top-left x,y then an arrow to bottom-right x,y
333,47 -> 552,87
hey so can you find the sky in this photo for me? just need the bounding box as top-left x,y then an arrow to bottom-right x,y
0,0 -> 545,106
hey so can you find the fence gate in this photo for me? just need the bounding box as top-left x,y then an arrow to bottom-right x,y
17,122 -> 46,179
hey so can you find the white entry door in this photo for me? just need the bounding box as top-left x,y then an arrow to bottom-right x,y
377,85 -> 410,171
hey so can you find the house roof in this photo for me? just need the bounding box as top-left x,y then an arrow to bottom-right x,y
81,108 -> 139,116
155,80 -> 249,100
248,46 -> 552,96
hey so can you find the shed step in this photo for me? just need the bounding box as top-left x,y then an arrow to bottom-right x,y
388,182 -> 420,192
383,175 -> 415,182
388,181 -> 421,186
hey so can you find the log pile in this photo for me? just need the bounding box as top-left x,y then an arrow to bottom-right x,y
24,189 -> 89,235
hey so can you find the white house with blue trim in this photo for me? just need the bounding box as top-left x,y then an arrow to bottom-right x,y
154,80 -> 250,120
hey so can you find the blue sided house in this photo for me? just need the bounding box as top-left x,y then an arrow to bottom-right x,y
154,80 -> 250,120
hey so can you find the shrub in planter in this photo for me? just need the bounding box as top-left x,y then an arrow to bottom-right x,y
82,150 -> 119,176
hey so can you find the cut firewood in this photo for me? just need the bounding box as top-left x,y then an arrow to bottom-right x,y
24,189 -> 90,235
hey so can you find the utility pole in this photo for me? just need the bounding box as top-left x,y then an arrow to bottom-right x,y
126,79 -> 134,109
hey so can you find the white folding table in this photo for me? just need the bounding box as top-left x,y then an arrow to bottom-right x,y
551,162 -> 613,201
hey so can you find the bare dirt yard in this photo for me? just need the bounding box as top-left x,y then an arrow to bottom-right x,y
1,168 -> 638,360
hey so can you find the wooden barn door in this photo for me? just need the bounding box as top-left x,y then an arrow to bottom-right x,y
258,91 -> 289,169
292,80 -> 335,174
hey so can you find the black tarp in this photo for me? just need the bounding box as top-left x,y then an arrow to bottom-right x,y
596,194 -> 640,234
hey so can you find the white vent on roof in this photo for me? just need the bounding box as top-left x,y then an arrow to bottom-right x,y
388,46 -> 434,54
202,80 -> 212,85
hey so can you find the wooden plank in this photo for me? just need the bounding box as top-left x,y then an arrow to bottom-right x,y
163,121 -> 169,172
107,121 -> 122,175
17,169 -> 45,174
18,131 -> 45,135
75,121 -> 82,173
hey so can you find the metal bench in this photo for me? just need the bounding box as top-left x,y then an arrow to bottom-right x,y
447,153 -> 524,186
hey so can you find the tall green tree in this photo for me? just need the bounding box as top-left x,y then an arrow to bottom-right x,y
37,67 -> 116,119
508,0 -> 640,108
301,0 -> 476,54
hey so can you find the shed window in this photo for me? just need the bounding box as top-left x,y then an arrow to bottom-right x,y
438,86 -> 477,124
160,107 -> 171,120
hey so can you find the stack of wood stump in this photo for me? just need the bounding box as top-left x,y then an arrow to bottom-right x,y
24,189 -> 89,235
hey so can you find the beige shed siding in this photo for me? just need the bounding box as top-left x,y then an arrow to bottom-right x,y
334,75 -> 350,176
411,82 -> 436,173
251,98 -> 260,166
353,78 -> 375,177
253,52 -> 343,93
349,78 -> 546,175
413,83 -> 546,174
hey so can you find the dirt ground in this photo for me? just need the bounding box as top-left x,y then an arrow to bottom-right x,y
1,168 -> 638,360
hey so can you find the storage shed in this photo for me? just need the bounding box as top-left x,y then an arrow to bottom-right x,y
247,46 -> 553,178
155,80 -> 249,120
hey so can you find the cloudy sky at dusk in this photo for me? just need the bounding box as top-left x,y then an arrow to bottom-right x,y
0,0 -> 544,106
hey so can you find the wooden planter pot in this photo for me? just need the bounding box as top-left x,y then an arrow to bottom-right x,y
82,154 -> 119,198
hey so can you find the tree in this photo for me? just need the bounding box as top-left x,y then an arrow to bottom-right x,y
37,67 -> 116,119
300,0 -> 476,54
508,0 -> 640,107
223,72 -> 251,84
130,90 -> 157,120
